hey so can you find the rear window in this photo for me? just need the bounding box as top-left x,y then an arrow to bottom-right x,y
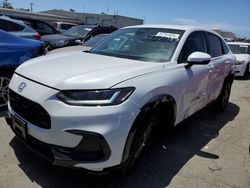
0,19 -> 24,32
51,23 -> 57,29
61,24 -> 75,30
36,22 -> 55,33
207,33 -> 223,58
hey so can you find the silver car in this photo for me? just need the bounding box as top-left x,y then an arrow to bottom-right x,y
0,16 -> 41,40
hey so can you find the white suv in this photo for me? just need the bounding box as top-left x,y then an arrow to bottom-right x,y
6,25 -> 235,174
227,42 -> 250,78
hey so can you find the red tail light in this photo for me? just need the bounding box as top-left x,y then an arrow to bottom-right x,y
34,34 -> 41,40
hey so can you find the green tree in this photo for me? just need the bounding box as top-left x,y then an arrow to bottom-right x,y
1,0 -> 13,9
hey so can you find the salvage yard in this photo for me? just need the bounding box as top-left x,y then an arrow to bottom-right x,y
0,77 -> 249,188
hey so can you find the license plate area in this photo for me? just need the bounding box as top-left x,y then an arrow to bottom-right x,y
11,115 -> 27,140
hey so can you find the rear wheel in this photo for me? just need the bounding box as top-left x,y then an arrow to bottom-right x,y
121,112 -> 157,175
214,80 -> 232,111
0,73 -> 11,111
243,64 -> 249,79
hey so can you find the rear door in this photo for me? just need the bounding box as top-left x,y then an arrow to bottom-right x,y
206,32 -> 228,102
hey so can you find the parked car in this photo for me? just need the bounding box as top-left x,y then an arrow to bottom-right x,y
48,34 -> 108,54
51,22 -> 77,32
6,25 -> 235,174
42,25 -> 117,50
0,16 -> 41,40
227,42 -> 250,78
0,29 -> 45,110
8,16 -> 60,36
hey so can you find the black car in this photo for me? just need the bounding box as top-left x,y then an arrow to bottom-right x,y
8,16 -> 60,36
42,25 -> 117,50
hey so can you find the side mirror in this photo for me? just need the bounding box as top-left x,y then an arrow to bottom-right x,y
75,40 -> 83,45
187,52 -> 211,65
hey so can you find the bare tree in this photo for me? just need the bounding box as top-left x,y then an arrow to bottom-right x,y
1,0 -> 13,9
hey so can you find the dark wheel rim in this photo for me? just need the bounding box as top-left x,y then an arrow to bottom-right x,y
0,77 -> 10,108
221,84 -> 231,108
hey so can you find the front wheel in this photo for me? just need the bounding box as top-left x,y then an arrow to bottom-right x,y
214,81 -> 232,111
121,113 -> 157,175
0,74 -> 11,111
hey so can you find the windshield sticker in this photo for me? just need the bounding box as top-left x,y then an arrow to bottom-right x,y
240,45 -> 248,48
155,32 -> 180,41
85,28 -> 92,31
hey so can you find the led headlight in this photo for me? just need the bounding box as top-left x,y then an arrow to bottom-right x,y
57,87 -> 135,106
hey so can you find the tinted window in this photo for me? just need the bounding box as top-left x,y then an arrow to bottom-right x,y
178,31 -> 207,63
51,23 -> 57,29
221,39 -> 229,54
207,33 -> 223,57
36,22 -> 55,33
0,19 -> 24,31
62,25 -> 95,37
61,24 -> 75,30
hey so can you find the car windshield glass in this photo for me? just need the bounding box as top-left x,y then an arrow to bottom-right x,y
228,44 -> 248,54
83,34 -> 107,47
90,28 -> 184,62
62,25 -> 95,38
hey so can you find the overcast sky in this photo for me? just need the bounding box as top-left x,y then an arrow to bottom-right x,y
8,0 -> 250,38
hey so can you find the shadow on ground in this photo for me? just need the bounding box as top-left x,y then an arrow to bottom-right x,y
0,110 -> 7,118
235,73 -> 250,81
9,102 -> 240,188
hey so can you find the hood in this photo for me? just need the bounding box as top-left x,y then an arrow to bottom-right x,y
16,52 -> 164,90
41,34 -> 79,42
48,45 -> 90,54
234,54 -> 250,62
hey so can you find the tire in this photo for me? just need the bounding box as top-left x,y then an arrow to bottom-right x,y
121,112 -> 157,175
243,64 -> 249,79
0,72 -> 11,111
214,80 -> 232,111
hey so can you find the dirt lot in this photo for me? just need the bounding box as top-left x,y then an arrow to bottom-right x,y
0,77 -> 249,188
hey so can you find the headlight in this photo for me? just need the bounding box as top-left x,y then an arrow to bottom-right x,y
236,60 -> 245,65
57,87 -> 135,106
52,40 -> 68,47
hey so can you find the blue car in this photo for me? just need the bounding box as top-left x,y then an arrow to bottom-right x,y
0,29 -> 45,110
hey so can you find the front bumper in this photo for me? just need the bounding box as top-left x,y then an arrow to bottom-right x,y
6,116 -> 111,167
234,64 -> 246,76
7,73 -> 140,171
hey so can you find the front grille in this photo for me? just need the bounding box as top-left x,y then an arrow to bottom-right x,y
9,89 -> 51,129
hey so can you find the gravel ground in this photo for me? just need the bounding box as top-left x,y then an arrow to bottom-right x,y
0,77 -> 249,188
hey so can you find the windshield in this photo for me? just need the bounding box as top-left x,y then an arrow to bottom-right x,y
90,28 -> 184,62
62,25 -> 95,38
228,44 -> 248,54
83,34 -> 107,47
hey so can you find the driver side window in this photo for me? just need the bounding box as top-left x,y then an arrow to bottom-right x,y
178,31 -> 207,63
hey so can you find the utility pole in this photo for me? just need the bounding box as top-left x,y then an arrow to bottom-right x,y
30,2 -> 34,12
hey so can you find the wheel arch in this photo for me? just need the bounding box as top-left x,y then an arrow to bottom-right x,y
121,94 -> 177,163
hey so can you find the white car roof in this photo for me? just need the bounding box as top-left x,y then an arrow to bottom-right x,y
227,42 -> 250,46
123,24 -> 221,37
